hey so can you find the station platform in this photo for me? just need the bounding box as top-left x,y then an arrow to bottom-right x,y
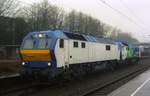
108,68 -> 150,96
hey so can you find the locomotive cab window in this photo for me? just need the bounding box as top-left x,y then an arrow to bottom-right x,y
106,45 -> 111,51
22,39 -> 34,49
73,41 -> 78,48
59,39 -> 64,48
81,42 -> 86,48
37,38 -> 51,49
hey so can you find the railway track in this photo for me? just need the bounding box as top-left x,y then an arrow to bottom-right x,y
0,73 -> 38,96
1,59 -> 150,96
0,82 -> 54,96
82,63 -> 150,96
0,82 -> 39,96
0,77 -> 52,96
0,74 -> 24,95
50,59 -> 150,96
0,74 -> 61,96
0,73 -> 21,93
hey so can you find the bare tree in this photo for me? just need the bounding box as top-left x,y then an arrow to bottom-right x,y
23,0 -> 64,31
64,11 -> 105,36
109,28 -> 139,43
0,0 -> 20,17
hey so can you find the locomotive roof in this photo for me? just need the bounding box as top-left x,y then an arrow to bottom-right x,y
27,30 -> 116,44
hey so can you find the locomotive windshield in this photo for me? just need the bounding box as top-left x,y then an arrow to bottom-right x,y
22,37 -> 51,49
37,38 -> 51,49
22,39 -> 35,49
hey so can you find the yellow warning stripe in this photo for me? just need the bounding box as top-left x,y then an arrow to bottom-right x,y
20,50 -> 51,61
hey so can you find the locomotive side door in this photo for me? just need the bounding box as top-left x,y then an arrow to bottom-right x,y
64,39 -> 69,66
55,39 -> 68,67
68,40 -> 74,64
68,40 -> 81,64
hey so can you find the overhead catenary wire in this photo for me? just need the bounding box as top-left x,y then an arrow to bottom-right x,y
119,0 -> 150,41
98,0 -> 145,29
119,0 -> 140,20
119,0 -> 150,30
98,0 -> 149,42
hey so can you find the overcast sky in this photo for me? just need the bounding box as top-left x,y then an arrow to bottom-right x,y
19,0 -> 150,42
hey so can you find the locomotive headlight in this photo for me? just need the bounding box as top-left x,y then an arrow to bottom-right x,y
39,34 -> 42,37
22,62 -> 25,65
48,62 -> 51,66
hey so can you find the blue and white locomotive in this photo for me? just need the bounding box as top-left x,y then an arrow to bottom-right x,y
19,30 -> 141,79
